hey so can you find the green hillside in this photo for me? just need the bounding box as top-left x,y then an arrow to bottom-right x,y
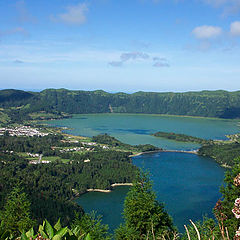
1,89 -> 240,124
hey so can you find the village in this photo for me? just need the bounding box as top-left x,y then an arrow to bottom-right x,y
0,125 -> 49,137
0,125 -> 111,165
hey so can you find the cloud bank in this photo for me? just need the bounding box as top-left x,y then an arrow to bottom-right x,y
192,25 -> 222,39
53,3 -> 88,25
203,0 -> 240,15
230,21 -> 240,36
109,52 -> 170,68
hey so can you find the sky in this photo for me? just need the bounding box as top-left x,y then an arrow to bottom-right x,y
0,0 -> 240,92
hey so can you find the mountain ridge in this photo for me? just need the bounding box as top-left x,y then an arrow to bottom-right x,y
1,88 -> 240,122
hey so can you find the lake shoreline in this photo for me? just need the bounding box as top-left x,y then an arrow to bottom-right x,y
75,183 -> 134,197
129,149 -> 198,157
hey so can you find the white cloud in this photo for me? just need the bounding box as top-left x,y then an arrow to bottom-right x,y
108,52 -> 150,67
230,21 -> 240,36
109,52 -> 169,68
152,57 -> 170,67
108,61 -> 123,67
192,25 -> 222,39
14,60 -> 24,64
153,57 -> 167,61
55,3 -> 88,25
153,62 -> 170,67
203,0 -> 240,15
120,52 -> 149,61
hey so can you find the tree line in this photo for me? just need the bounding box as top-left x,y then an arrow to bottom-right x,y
1,89 -> 240,124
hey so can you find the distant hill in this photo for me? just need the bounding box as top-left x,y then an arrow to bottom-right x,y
1,89 -> 240,122
0,89 -> 34,105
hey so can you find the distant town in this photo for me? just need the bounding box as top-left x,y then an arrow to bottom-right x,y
0,126 -> 49,137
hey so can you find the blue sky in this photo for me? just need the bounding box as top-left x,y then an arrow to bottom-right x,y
0,0 -> 240,92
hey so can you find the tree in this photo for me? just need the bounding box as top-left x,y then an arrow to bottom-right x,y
71,212 -> 111,240
0,186 -> 34,236
115,171 -> 175,239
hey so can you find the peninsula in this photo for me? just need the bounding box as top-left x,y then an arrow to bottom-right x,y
152,131 -> 210,144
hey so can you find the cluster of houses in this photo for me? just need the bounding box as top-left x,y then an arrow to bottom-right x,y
81,142 -> 96,146
81,141 -> 109,149
0,126 -> 49,137
227,133 -> 240,142
28,154 -> 51,164
27,152 -> 41,158
59,141 -> 109,153
29,160 -> 51,164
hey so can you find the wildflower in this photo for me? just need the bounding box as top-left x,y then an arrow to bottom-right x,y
232,198 -> 240,219
235,227 -> 240,240
214,200 -> 228,221
234,174 -> 240,187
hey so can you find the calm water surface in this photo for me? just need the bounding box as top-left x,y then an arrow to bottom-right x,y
47,114 -> 238,232
76,152 -> 225,232
48,113 -> 239,150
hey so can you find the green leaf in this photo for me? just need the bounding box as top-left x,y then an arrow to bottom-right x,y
54,219 -> 62,231
55,227 -> 68,237
71,226 -> 80,236
26,227 -> 34,238
39,220 -> 45,233
52,234 -> 62,240
39,230 -> 48,239
67,229 -> 74,236
0,230 -> 10,240
45,220 -> 54,239
84,233 -> 91,240
21,232 -> 28,240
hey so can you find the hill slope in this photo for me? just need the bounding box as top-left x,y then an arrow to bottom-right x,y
1,89 -> 240,122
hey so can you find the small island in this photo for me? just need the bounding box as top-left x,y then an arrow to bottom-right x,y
152,131 -> 210,145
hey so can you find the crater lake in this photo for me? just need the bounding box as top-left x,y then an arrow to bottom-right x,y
47,114 -> 239,231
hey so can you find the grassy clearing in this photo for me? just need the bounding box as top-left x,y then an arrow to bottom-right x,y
0,111 -> 10,125
25,156 -> 60,161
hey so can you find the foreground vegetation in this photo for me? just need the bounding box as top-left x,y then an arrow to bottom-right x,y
1,164 -> 240,239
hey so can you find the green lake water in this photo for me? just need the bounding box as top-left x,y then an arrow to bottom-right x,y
47,114 -> 239,232
48,113 -> 239,150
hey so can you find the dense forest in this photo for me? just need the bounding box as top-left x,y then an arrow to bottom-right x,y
0,134 -> 138,227
198,142 -> 240,167
1,89 -> 240,125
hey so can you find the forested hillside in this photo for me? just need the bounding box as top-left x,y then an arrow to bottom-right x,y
0,134 -> 138,226
1,89 -> 240,124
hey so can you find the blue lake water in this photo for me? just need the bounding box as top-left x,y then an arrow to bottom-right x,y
47,114 -> 239,232
76,152 -> 225,232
